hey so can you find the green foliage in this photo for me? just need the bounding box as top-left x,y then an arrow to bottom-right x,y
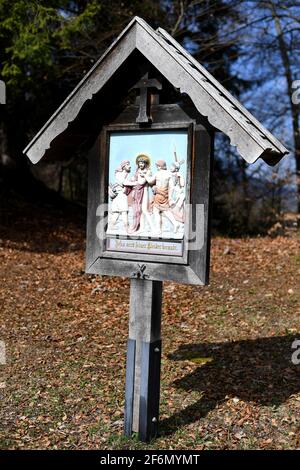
0,1 -> 60,88
0,0 -> 249,215
55,2 -> 102,49
0,0 -> 163,95
0,0 -> 165,153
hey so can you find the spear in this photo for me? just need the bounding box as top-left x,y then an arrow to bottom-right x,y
173,144 -> 178,163
173,144 -> 184,167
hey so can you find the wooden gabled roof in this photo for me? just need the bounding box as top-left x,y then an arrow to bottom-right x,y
24,16 -> 288,165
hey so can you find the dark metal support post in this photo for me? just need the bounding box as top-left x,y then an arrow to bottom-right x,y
124,278 -> 163,442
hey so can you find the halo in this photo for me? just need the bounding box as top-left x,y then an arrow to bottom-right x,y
136,153 -> 151,167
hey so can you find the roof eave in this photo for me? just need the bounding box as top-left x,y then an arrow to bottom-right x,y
23,16 -> 288,167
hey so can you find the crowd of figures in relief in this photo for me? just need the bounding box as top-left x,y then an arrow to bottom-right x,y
107,152 -> 186,239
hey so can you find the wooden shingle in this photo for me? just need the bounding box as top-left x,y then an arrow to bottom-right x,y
24,16 -> 288,165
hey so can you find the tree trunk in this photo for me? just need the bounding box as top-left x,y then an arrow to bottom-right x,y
268,1 -> 300,212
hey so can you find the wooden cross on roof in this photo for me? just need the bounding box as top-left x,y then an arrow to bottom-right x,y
132,72 -> 162,123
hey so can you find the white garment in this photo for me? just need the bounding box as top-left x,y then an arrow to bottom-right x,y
111,171 -> 129,213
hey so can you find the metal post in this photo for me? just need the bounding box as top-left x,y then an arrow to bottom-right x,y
124,278 -> 162,442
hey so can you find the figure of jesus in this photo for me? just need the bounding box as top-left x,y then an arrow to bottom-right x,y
123,154 -> 155,234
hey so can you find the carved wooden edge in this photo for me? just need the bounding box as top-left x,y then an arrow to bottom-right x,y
126,279 -> 162,440
23,17 -> 288,166
86,257 -> 205,286
85,106 -> 211,286
135,22 -> 288,165
156,26 -> 287,156
24,21 -> 138,163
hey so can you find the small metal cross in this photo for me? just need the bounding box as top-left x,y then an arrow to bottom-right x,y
131,264 -> 149,279
132,73 -> 162,123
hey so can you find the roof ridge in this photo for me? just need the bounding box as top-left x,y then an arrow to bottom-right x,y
135,23 -> 274,154
156,27 -> 286,154
23,16 -> 288,166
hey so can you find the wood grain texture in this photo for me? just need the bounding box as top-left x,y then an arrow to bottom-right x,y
24,16 -> 288,166
88,257 -> 205,285
124,339 -> 136,436
189,125 -> 213,284
139,339 -> 161,441
24,20 -> 138,163
126,279 -> 162,436
85,103 -> 212,285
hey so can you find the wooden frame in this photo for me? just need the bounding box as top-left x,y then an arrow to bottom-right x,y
86,103 -> 213,285
99,123 -> 192,265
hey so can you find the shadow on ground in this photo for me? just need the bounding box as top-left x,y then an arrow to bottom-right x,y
161,335 -> 300,435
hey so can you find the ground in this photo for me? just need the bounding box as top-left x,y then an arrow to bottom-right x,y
0,196 -> 300,450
